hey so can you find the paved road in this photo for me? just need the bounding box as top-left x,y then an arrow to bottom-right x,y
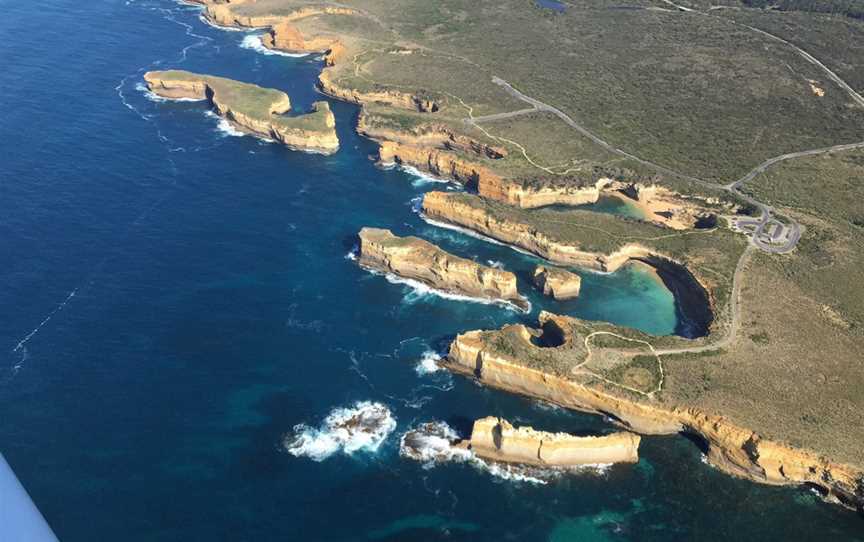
488,66 -> 864,255
740,23 -> 864,110
469,107 -> 538,123
727,140 -> 864,191
488,76 -> 804,251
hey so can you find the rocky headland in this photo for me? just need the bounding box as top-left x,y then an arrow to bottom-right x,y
443,312 -> 864,509
261,22 -> 346,66
422,191 -> 673,273
144,70 -> 339,153
356,227 -> 529,310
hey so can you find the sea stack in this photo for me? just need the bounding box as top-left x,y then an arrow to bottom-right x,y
357,227 -> 529,310
533,265 -> 582,300
469,417 -> 640,466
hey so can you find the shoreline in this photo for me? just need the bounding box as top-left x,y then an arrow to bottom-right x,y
443,328 -> 864,511
180,0 -> 864,514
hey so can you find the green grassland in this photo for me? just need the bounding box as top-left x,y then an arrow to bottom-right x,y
229,0 -> 864,184
153,69 -> 333,132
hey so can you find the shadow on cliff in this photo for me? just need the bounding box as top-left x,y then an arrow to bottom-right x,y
639,256 -> 713,339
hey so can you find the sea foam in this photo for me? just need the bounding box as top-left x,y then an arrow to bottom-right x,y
239,35 -> 311,57
136,81 -> 205,103
203,111 -> 245,138
285,401 -> 397,461
414,351 -> 443,375
399,422 -> 609,484
377,270 -> 529,313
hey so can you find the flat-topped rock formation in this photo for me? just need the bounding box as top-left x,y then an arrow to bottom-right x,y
261,22 -> 346,66
533,265 -> 581,300
143,70 -> 339,153
469,417 -> 640,466
357,227 -> 528,310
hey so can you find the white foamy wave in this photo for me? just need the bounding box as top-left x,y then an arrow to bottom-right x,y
479,462 -> 549,485
480,458 -> 611,484
400,422 -> 472,465
196,13 -> 251,32
532,399 -> 565,412
381,163 -> 453,187
419,214 -> 534,256
240,34 -> 311,57
415,351 -> 443,375
421,212 -> 613,276
377,270 -> 529,313
400,422 -> 608,484
409,196 -> 424,214
203,111 -> 246,138
136,81 -> 205,103
487,260 -> 504,269
284,401 -> 397,461
345,245 -> 358,261
217,119 -> 245,137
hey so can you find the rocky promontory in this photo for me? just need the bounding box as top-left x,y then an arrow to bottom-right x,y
261,22 -> 346,66
443,315 -> 864,508
533,265 -> 582,300
143,70 -> 339,153
357,227 -> 528,310
468,417 -> 640,466
421,191 -> 655,272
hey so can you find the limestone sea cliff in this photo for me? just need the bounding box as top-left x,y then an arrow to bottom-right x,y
468,417 -> 640,466
422,191 -> 658,272
318,72 -> 440,113
444,315 -> 864,509
143,70 -> 339,153
261,22 -> 346,66
357,227 -> 529,310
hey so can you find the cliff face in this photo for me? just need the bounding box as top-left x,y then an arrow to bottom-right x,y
376,142 -> 608,208
533,265 -> 582,300
261,22 -> 346,66
421,191 -> 653,272
318,72 -> 439,112
372,137 -> 723,231
378,142 -> 503,190
359,116 -> 506,160
202,3 -> 356,29
445,325 -> 864,508
469,417 -> 640,466
143,71 -> 339,153
357,227 -> 528,309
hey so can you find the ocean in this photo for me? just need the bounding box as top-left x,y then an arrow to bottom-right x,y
0,1 -> 861,540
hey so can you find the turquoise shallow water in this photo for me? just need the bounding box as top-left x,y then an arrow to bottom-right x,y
0,1 -> 862,540
541,195 -> 647,221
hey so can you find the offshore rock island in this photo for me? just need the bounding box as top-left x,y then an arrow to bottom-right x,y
144,70 -> 339,153
185,0 -> 864,514
400,417 -> 641,468
533,266 -> 581,300
357,227 -> 529,310
467,417 -> 640,467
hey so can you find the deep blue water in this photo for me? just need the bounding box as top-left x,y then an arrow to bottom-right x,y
1,1 -> 862,540
537,0 -> 567,12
